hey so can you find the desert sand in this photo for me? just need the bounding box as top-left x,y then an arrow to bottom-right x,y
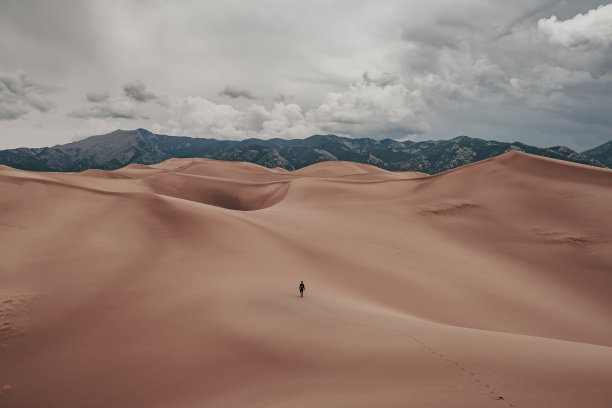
1,151 -> 612,407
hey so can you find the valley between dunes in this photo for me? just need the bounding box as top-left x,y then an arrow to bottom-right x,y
1,151 -> 612,407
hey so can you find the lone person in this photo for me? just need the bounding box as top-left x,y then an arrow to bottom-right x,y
299,281 -> 305,297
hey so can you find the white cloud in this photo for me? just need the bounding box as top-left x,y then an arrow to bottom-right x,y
538,4 -> 612,47
157,97 -> 316,139
154,72 -> 430,140
160,97 -> 247,139
261,103 -> 315,138
307,74 -> 430,137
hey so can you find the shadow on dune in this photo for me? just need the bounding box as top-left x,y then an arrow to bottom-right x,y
143,174 -> 292,211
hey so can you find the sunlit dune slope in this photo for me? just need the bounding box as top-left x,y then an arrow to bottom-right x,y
1,152 -> 611,408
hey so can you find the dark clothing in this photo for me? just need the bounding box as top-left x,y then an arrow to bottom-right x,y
299,283 -> 305,292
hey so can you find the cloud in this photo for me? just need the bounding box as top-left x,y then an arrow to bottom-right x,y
0,104 -> 27,121
495,0 -> 563,39
260,103 -> 314,138
162,97 -> 245,138
67,101 -> 146,120
2,1 -> 612,151
307,73 -> 430,137
156,72 -> 429,140
0,70 -> 56,120
86,90 -> 109,103
159,96 -> 314,139
389,2 -> 612,149
71,85 -> 154,119
538,4 -> 612,48
218,85 -> 257,100
122,80 -> 157,102
362,72 -> 400,87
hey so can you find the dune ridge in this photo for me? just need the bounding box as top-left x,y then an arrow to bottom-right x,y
1,152 -> 612,407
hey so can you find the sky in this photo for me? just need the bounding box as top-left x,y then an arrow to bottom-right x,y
1,0 -> 611,151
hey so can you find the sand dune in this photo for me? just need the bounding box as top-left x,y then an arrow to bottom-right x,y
1,152 -> 612,407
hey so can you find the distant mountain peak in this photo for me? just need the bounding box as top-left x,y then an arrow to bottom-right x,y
582,140 -> 612,168
450,135 -> 471,141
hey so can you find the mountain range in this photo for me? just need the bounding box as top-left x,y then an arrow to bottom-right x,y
0,128 -> 610,174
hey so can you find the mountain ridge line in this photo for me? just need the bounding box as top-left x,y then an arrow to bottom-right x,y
0,128 -> 610,174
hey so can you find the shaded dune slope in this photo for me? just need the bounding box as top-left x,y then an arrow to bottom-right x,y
1,152 -> 612,408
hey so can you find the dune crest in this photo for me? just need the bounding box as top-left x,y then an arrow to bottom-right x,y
1,153 -> 612,408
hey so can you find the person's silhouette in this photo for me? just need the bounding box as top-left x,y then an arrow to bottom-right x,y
299,281 -> 305,297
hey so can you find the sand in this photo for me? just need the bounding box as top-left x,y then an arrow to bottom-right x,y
1,151 -> 611,407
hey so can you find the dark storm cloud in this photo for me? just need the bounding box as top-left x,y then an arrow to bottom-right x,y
86,90 -> 109,103
391,1 -> 612,149
219,85 -> 257,100
123,81 -> 157,103
0,70 -> 56,120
